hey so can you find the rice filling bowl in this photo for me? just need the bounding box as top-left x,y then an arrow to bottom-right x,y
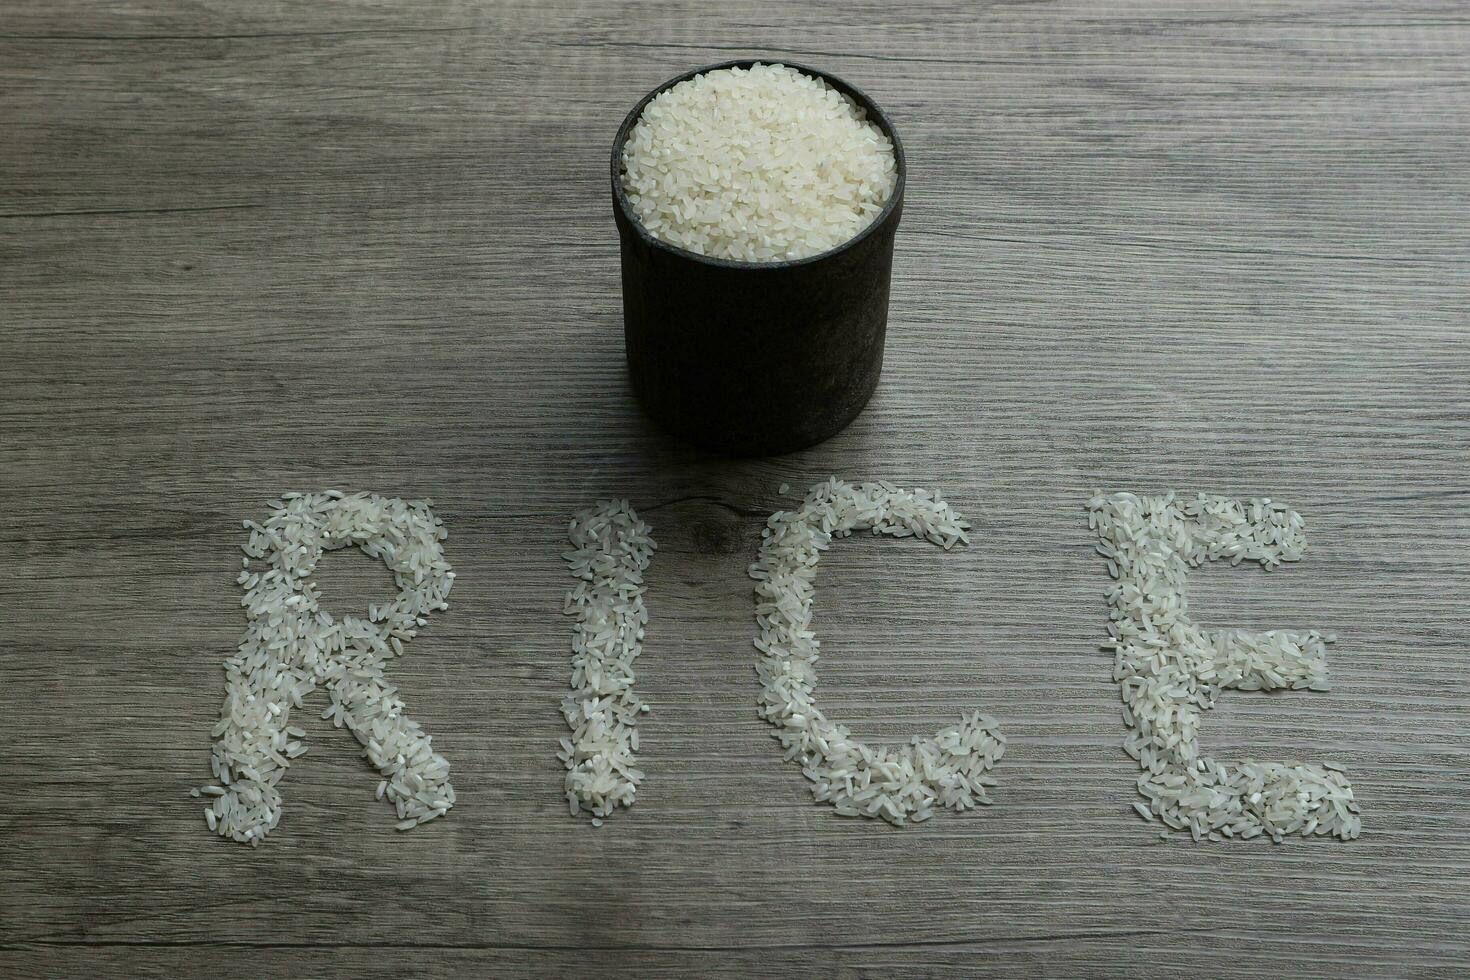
619,62 -> 899,262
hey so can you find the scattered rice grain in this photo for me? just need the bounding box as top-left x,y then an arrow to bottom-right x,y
1087,491 -> 1359,843
199,491 -> 457,845
749,478 -> 1002,825
560,499 -> 656,822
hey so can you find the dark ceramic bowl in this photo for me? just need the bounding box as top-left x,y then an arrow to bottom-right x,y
611,59 -> 906,457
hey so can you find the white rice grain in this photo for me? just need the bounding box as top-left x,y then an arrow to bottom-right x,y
1087,491 -> 1360,844
749,478 -> 1002,825
199,491 -> 457,845
559,499 -> 656,822
621,63 -> 897,262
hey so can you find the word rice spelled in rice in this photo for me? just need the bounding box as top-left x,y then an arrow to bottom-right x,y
201,491 -> 457,845
750,478 -> 1005,826
559,499 -> 656,822
1088,491 -> 1360,843
621,63 -> 898,262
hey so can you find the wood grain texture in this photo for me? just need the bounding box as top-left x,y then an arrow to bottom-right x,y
2,0 -> 1468,976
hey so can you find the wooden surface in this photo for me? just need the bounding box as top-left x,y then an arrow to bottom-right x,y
3,1 -> 1468,976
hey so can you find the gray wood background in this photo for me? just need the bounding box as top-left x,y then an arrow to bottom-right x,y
3,0 -> 1468,976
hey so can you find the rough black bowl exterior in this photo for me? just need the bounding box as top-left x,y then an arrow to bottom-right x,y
611,60 -> 906,457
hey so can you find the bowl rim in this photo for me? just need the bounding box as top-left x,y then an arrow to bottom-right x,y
610,58 -> 907,271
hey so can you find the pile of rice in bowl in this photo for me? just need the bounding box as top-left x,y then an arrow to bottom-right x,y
619,62 -> 898,262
